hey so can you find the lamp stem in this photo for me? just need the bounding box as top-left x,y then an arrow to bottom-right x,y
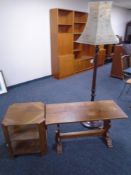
91,45 -> 99,101
82,45 -> 102,128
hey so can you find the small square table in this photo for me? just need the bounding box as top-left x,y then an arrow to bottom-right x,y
2,102 -> 48,158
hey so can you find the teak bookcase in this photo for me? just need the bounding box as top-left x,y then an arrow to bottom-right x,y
50,8 -> 106,79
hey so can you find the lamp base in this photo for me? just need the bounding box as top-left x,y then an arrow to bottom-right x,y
82,121 -> 103,129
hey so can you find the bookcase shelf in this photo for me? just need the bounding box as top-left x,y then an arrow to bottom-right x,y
74,11 -> 87,23
74,34 -> 81,41
50,8 -> 106,79
74,22 -> 86,24
73,49 -> 81,52
74,23 -> 85,33
74,32 -> 82,35
58,9 -> 73,25
58,25 -> 73,33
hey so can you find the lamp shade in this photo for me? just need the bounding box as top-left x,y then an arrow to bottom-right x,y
76,1 -> 119,45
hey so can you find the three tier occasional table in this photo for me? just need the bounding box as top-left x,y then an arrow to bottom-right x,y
1,102 -> 47,158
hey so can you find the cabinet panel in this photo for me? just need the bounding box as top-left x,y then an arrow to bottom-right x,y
111,45 -> 124,79
58,33 -> 73,55
59,55 -> 74,78
75,58 -> 94,72
86,58 -> 94,69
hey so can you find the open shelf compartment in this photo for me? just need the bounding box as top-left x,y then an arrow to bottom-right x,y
58,9 -> 73,25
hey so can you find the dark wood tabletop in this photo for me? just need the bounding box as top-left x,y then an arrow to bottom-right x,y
46,100 -> 128,125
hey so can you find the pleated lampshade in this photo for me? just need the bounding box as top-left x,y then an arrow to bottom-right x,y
76,1 -> 119,45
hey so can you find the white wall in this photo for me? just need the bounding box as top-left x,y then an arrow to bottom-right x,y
0,0 -> 89,86
127,9 -> 131,22
111,6 -> 131,40
0,0 -> 130,86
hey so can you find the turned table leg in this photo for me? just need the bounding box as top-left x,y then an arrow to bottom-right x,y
55,124 -> 62,154
103,120 -> 113,148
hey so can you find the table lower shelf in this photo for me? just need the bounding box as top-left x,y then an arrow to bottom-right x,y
8,125 -> 39,141
11,139 -> 41,155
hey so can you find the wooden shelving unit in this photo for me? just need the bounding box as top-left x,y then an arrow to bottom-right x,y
50,8 -> 106,79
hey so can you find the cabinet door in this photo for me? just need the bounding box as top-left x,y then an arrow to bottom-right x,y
75,58 -> 94,72
59,54 -> 74,78
58,34 -> 73,55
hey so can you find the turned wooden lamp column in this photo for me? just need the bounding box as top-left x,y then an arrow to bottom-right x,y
76,1 -> 119,128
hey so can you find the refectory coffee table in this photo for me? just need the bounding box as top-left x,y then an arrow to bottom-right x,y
46,100 -> 128,153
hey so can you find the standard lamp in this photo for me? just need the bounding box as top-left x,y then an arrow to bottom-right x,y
76,1 -> 118,128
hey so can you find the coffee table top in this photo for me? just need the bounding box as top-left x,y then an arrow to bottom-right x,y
2,102 -> 45,126
46,100 -> 128,125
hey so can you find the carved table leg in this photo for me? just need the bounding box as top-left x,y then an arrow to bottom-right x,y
55,124 -> 62,154
103,120 -> 113,148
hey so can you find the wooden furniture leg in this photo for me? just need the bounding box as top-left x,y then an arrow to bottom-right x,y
55,120 -> 113,153
55,124 -> 62,154
2,125 -> 14,158
103,120 -> 113,148
38,122 -> 48,155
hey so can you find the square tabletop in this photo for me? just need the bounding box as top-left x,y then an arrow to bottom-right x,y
2,102 -> 45,126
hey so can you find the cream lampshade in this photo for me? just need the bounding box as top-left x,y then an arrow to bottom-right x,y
76,1 -> 119,128
76,1 -> 118,45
